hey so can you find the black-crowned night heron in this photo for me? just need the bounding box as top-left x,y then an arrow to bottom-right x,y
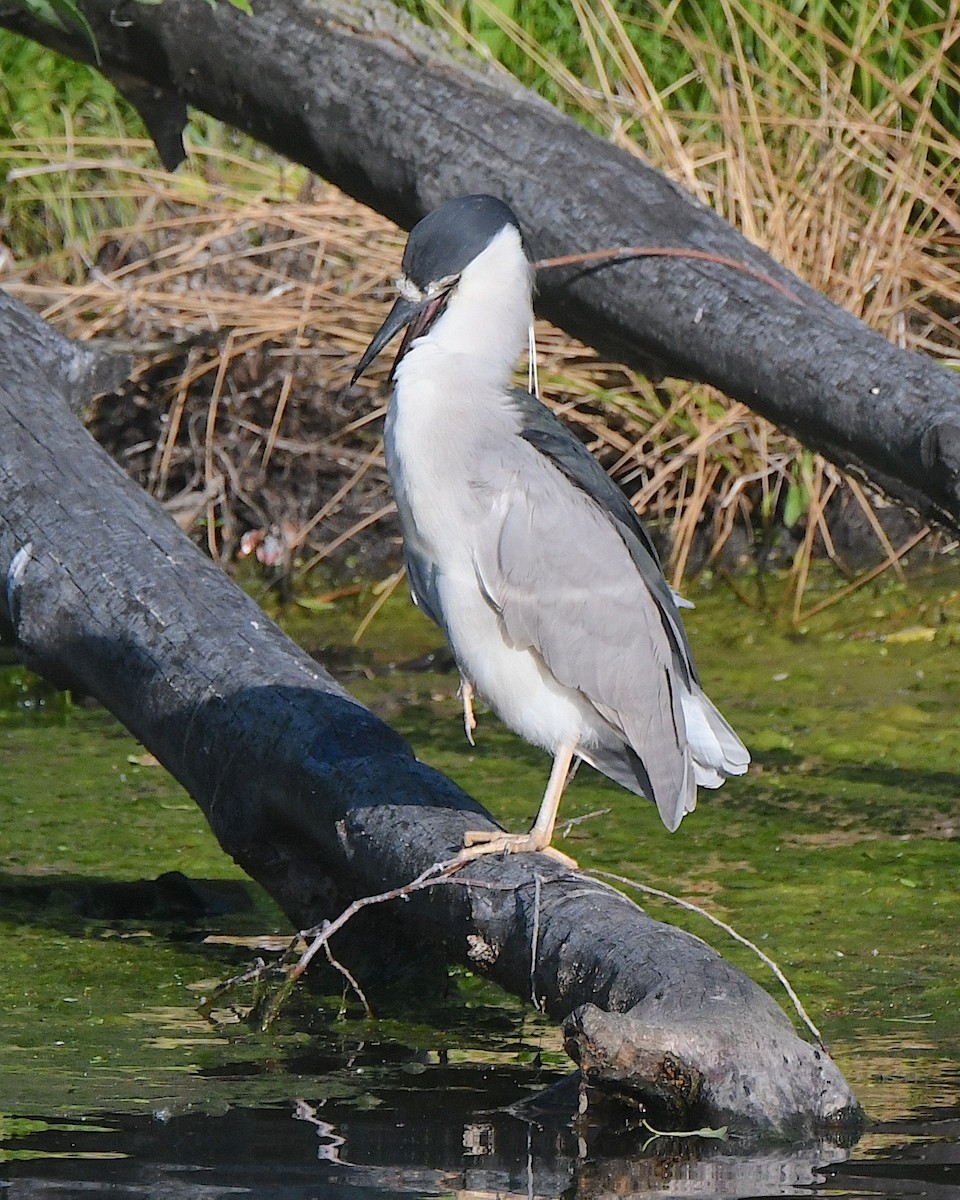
353,195 -> 749,863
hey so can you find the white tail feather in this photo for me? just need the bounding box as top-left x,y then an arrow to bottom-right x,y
681,688 -> 750,790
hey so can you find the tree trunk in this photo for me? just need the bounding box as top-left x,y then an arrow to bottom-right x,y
1,0 -> 958,535
0,289 -> 860,1135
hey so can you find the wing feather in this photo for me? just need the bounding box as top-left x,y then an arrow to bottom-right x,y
472,407 -> 748,829
472,450 -> 691,821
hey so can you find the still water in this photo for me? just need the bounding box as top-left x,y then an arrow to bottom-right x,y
1,571 -> 959,1196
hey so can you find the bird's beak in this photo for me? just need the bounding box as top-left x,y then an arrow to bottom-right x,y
351,291 -> 448,385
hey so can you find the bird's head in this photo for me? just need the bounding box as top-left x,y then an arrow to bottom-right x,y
352,194 -> 532,385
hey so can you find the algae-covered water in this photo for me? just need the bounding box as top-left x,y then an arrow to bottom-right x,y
1,568 -> 959,1196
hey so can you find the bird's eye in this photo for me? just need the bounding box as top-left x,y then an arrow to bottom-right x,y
396,274 -> 424,302
425,273 -> 460,298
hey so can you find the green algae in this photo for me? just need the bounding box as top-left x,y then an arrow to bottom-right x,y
2,568 -> 960,1127
0,663 -> 564,1123
288,566 -> 960,1114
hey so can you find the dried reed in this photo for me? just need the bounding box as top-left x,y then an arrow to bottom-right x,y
413,0 -> 959,612
3,0 -> 957,617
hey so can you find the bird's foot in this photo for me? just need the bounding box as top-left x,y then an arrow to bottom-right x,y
459,678 -> 477,747
459,829 -> 578,869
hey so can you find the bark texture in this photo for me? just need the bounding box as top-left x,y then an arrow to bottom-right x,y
0,289 -> 860,1135
2,0 -> 959,535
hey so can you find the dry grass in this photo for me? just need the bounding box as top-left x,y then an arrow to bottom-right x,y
2,137 -> 402,577
0,133 -> 788,595
4,0 -> 959,617
417,0 -> 960,612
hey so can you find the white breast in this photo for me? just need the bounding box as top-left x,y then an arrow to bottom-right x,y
385,370 -> 596,756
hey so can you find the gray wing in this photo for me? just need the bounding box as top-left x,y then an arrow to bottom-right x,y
402,537 -> 445,632
471,438 -> 692,826
386,399 -> 446,632
508,388 -> 698,686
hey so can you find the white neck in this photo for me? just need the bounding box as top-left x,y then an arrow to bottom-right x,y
395,224 -> 534,392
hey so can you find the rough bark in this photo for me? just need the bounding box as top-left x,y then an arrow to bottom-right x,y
0,289 -> 860,1135
1,0 -> 959,536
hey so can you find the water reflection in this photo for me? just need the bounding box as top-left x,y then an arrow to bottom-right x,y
825,1113 -> 960,1199
3,1101 -> 855,1199
4,1055 -> 960,1199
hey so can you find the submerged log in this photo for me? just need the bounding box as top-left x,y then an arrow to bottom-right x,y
0,289 -> 860,1135
1,0 -> 959,535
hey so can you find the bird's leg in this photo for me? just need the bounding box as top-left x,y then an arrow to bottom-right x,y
459,676 -> 477,747
460,742 -> 578,868
528,742 -> 578,846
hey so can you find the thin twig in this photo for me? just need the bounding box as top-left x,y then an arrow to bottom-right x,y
588,868 -> 825,1048
204,854 -> 520,1022
352,566 -> 406,645
292,862 -> 456,981
320,924 -> 373,1017
290,449 -> 380,551
531,245 -> 805,304
559,807 -> 610,837
290,854 -> 526,983
799,524 -> 931,622
289,853 -> 556,1015
530,872 -> 543,1011
204,330 -> 235,562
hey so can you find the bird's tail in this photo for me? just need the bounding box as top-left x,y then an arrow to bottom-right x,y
577,687 -> 750,833
680,687 -> 751,789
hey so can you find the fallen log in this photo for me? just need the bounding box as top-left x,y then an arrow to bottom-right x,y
1,0 -> 959,535
0,288 -> 860,1135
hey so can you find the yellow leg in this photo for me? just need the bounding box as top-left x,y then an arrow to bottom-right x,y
461,742 -> 578,868
459,676 -> 477,747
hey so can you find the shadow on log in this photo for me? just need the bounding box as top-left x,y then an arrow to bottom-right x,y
0,289 -> 861,1137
